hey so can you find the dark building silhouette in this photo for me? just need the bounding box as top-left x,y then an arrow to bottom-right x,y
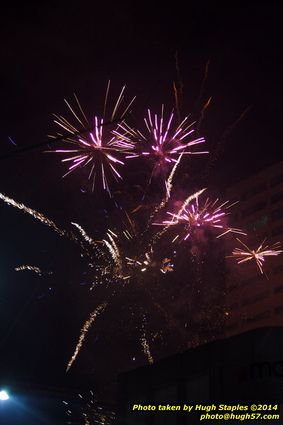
117,327 -> 283,424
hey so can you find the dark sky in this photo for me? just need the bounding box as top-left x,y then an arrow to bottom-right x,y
0,0 -> 282,415
0,2 -> 282,191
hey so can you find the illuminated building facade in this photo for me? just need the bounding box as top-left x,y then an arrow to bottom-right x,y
225,161 -> 283,335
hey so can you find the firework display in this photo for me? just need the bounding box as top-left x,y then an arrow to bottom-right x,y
230,238 -> 283,274
115,107 -> 208,194
0,82 -> 282,424
156,195 -> 246,242
49,82 -> 136,195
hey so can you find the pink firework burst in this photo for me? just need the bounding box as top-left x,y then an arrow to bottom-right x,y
49,82 -> 135,195
115,105 -> 208,175
230,238 -> 283,274
157,196 -> 245,242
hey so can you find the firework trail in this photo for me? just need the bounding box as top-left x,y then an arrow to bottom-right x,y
66,303 -> 107,372
179,188 -> 207,212
216,226 -> 246,238
196,59 -> 210,109
146,151 -> 184,230
0,192 -> 106,265
8,136 -> 17,146
50,82 -> 136,195
165,150 -> 184,201
140,314 -> 154,364
141,332 -> 154,365
194,60 -> 212,135
103,230 -> 124,278
173,50 -> 184,122
71,222 -> 98,247
197,96 -> 212,136
229,238 -> 283,274
14,265 -> 53,276
0,192 -> 66,237
15,265 -> 43,275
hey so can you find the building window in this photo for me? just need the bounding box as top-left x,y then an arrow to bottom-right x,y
270,173 -> 283,188
271,190 -> 283,205
271,206 -> 283,222
242,200 -> 267,217
242,183 -> 267,201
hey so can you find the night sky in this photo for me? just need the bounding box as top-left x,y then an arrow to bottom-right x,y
0,0 -> 282,420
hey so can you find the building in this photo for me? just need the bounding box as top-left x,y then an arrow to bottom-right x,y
117,327 -> 283,425
225,160 -> 283,336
